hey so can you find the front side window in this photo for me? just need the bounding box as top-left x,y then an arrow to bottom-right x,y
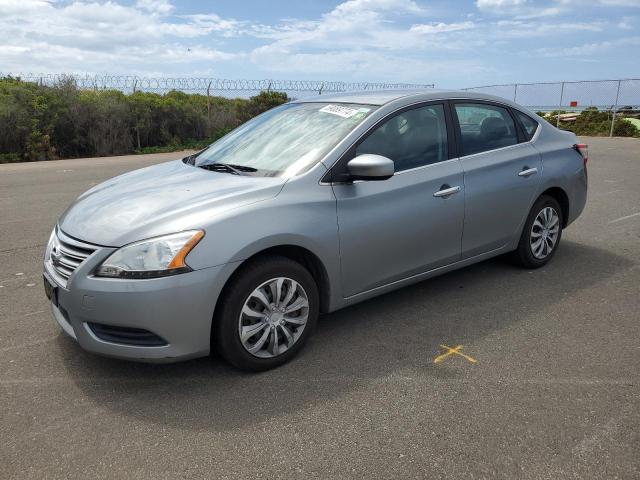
454,103 -> 518,156
355,104 -> 448,172
514,110 -> 539,141
194,102 -> 376,177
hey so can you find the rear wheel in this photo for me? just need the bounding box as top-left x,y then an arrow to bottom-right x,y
512,195 -> 563,268
214,255 -> 319,371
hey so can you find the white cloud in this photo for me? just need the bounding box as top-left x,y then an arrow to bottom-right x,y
410,21 -> 475,34
135,0 -> 174,15
330,0 -> 425,16
534,35 -> 640,56
555,0 -> 640,6
0,0 -> 636,84
477,1 -> 564,18
0,0 -> 49,14
477,0 -> 527,8
0,0 -> 238,74
242,0 -> 427,46
495,19 -> 605,37
248,47 -> 488,83
1,0 -> 479,79
179,13 -> 247,37
228,0 -> 486,82
617,15 -> 635,28
479,0 -> 640,16
600,0 -> 640,5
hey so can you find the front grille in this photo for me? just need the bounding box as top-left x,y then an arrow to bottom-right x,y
87,323 -> 168,347
48,229 -> 96,287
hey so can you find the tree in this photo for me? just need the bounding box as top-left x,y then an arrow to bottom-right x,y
0,76 -> 291,162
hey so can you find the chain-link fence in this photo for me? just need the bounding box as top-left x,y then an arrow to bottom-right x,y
4,73 -> 639,136
463,79 -> 640,137
0,72 -> 434,98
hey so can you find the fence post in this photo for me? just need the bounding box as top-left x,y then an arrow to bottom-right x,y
513,83 -> 518,102
206,81 -> 212,125
609,79 -> 622,137
557,81 -> 565,128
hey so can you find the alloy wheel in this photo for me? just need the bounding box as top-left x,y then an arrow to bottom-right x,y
530,206 -> 560,259
238,277 -> 309,358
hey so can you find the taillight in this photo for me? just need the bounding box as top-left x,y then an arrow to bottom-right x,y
575,143 -> 588,165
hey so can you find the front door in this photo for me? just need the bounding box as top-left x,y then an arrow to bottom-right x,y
331,103 -> 465,297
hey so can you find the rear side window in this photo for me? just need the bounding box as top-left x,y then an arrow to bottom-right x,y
514,110 -> 539,141
454,103 -> 518,156
355,104 -> 448,172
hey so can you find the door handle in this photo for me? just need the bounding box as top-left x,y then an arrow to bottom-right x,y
433,185 -> 461,198
518,167 -> 538,177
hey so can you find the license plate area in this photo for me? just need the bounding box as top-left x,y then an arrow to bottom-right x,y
43,275 -> 58,307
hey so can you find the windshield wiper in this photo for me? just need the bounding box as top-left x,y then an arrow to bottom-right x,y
183,149 -> 208,165
198,163 -> 258,175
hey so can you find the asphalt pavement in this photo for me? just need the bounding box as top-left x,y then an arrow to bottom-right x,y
1,138 -> 639,479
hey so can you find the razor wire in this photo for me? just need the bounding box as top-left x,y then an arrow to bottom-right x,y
0,72 -> 434,97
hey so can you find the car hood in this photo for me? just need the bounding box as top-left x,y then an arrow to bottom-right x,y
59,160 -> 286,246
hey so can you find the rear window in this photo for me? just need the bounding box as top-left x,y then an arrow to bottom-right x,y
454,103 -> 518,156
514,110 -> 539,141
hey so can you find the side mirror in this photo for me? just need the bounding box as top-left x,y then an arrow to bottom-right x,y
346,154 -> 394,181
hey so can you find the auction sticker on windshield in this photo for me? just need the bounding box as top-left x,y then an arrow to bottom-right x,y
319,104 -> 369,119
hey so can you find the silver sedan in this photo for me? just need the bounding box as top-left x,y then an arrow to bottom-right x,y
43,90 -> 588,371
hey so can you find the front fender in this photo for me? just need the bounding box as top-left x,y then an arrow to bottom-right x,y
184,182 -> 343,310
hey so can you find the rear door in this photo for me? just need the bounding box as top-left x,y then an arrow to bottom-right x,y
452,101 -> 542,258
330,102 -> 465,297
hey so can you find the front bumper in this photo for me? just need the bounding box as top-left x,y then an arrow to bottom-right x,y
44,234 -> 239,363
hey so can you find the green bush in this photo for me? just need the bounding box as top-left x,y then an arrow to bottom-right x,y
0,152 -> 21,163
556,107 -> 639,137
0,76 -> 289,162
612,118 -> 640,137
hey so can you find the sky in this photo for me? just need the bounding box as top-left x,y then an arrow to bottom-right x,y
0,0 -> 639,88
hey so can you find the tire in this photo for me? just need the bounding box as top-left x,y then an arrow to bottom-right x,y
512,195 -> 563,269
213,255 -> 319,372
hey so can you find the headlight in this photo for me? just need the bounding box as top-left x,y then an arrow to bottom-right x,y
95,230 -> 204,279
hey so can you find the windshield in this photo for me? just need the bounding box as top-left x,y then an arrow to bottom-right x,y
192,102 -> 377,177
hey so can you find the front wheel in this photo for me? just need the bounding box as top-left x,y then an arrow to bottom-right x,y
213,255 -> 319,371
512,195 -> 563,268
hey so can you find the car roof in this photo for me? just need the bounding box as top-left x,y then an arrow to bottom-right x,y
291,89 -> 516,107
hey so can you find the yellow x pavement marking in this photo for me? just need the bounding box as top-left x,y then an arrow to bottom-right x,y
433,344 -> 477,364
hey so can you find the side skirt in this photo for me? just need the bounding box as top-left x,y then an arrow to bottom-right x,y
331,244 -> 511,311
